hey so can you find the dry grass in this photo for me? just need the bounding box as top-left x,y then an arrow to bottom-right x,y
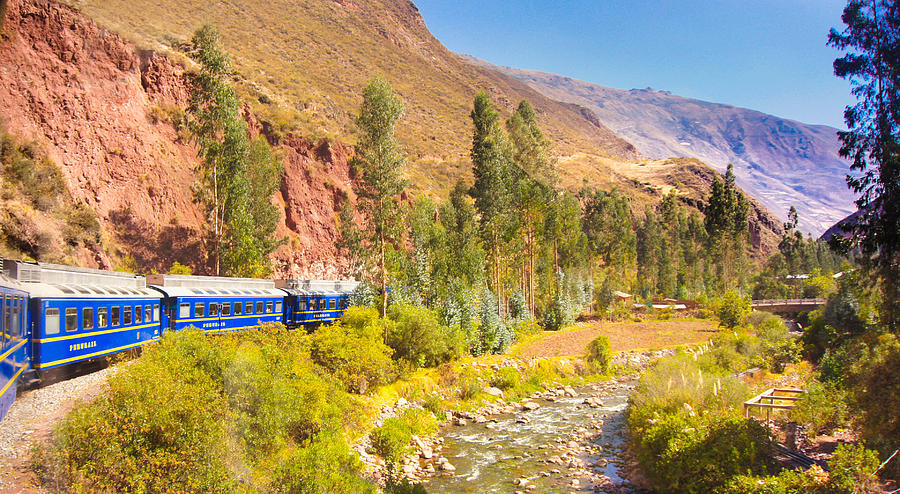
61,0 -> 639,196
514,318 -> 720,358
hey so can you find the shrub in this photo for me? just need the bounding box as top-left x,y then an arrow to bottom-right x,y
369,418 -> 412,465
629,355 -> 748,425
585,334 -> 612,373
848,334 -> 900,458
828,443 -> 881,493
385,303 -> 461,367
490,367 -> 520,390
369,409 -> 437,466
630,412 -> 776,493
310,318 -> 396,393
791,381 -> 850,434
35,326 -> 371,492
716,289 -> 750,328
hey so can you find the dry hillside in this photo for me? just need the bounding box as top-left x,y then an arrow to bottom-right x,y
58,0 -> 642,194
0,0 -> 784,275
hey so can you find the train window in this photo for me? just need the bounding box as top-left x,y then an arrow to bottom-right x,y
45,308 -> 60,335
246,302 -> 253,314
299,299 -> 307,311
145,306 -> 152,323
221,303 -> 231,316
1,296 -> 5,343
111,307 -> 121,326
153,304 -> 159,322
256,301 -> 263,313
83,307 -> 94,330
318,299 -> 325,310
124,307 -> 132,325
10,306 -> 19,338
275,301 -> 282,313
179,303 -> 190,318
234,302 -> 242,315
134,305 -> 142,324
98,307 -> 108,328
210,303 -> 219,317
194,303 -> 204,318
266,301 -> 273,313
65,308 -> 77,332
329,299 -> 336,310
339,299 -> 347,310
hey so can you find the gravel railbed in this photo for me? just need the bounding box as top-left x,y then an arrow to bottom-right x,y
0,365 -> 118,460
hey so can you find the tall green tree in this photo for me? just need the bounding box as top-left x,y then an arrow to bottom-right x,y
507,100 -> 554,316
469,91 -> 511,314
704,164 -> 750,289
187,25 -> 281,277
829,0 -> 900,330
351,76 -> 407,317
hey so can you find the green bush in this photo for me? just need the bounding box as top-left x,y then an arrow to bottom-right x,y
369,418 -> 412,465
715,289 -> 750,328
791,381 -> 850,434
490,367 -> 521,390
630,411 -> 776,493
310,318 -> 396,393
385,303 -> 461,367
34,325 -> 371,492
725,442 -> 881,494
369,408 -> 437,465
849,334 -> 900,458
585,334 -> 612,373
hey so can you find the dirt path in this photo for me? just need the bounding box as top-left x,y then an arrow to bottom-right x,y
0,366 -> 118,493
517,319 -> 719,358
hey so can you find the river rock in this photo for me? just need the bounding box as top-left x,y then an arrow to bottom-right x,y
522,401 -> 540,411
514,477 -> 529,486
563,386 -> 577,397
473,414 -> 487,423
567,440 -> 579,450
420,446 -> 433,459
445,411 -> 453,421
484,386 -> 504,397
454,418 -> 467,426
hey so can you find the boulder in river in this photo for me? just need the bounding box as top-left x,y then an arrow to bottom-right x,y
522,401 -> 540,411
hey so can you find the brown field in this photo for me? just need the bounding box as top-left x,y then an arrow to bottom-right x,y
516,319 -> 720,358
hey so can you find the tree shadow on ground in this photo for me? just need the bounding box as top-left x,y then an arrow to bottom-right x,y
108,207 -> 209,274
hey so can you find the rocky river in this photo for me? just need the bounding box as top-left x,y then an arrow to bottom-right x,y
421,376 -> 648,493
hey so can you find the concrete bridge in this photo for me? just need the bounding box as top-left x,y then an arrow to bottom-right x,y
751,298 -> 827,313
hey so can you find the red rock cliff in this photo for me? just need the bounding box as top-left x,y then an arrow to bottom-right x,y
0,0 -> 352,277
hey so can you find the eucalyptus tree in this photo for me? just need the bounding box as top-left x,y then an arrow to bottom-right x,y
829,0 -> 900,329
351,76 -> 408,317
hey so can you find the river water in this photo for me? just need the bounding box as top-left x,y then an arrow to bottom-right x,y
424,378 -> 642,493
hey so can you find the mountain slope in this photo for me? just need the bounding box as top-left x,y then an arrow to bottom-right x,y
58,0 -> 640,193
467,57 -> 855,235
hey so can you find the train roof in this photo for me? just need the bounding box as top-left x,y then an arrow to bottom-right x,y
279,288 -> 346,296
23,282 -> 160,299
2,259 -> 146,288
146,273 -> 275,290
275,279 -> 359,293
147,286 -> 285,298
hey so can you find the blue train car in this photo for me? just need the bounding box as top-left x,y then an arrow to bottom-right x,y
276,279 -> 358,327
0,277 -> 30,421
3,260 -> 160,373
26,283 -> 162,371
147,274 -> 284,333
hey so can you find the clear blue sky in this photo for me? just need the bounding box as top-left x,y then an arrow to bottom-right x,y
413,0 -> 855,129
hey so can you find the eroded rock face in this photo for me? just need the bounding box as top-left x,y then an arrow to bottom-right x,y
0,0 -> 355,276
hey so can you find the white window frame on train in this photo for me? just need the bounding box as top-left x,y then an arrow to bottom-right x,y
179,303 -> 190,318
45,308 -> 60,335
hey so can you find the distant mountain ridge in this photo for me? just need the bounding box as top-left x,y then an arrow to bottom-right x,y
466,56 -> 856,235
